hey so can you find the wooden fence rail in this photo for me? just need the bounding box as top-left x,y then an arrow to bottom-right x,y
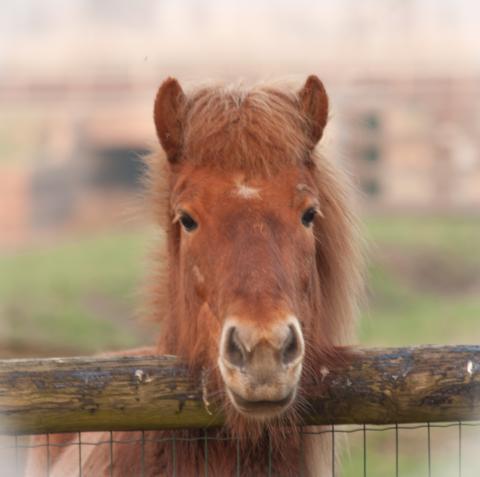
0,346 -> 479,435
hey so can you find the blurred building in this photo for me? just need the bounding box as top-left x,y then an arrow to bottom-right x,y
1,1 -> 480,247
0,77 -> 153,248
337,77 -> 480,212
1,74 -> 480,248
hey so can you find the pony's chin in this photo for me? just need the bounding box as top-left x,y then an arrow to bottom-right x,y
226,388 -> 296,420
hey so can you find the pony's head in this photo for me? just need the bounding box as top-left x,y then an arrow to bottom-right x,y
150,76 -> 361,423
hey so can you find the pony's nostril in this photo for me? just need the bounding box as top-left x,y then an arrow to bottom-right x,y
282,325 -> 302,365
224,326 -> 246,368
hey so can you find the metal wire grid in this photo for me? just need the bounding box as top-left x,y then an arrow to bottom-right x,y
1,422 -> 480,477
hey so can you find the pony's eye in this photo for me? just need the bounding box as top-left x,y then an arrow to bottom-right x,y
179,213 -> 198,232
301,207 -> 317,227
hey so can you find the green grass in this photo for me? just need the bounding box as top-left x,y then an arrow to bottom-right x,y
359,258 -> 480,345
365,216 -> 480,261
358,215 -> 480,346
0,230 -> 154,355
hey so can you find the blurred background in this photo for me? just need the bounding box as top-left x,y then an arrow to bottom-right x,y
3,0 -> 480,355
0,1 -> 479,473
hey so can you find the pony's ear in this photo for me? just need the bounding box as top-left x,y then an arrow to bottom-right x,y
154,77 -> 186,163
298,75 -> 329,146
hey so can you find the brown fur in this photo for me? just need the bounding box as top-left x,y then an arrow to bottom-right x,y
25,77 -> 362,476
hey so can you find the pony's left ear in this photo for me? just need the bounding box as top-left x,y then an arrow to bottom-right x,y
298,75 -> 329,146
154,77 -> 186,163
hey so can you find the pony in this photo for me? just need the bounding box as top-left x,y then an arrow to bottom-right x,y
25,75 -> 362,476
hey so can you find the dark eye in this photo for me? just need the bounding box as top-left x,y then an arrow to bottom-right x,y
301,207 -> 317,227
179,212 -> 198,232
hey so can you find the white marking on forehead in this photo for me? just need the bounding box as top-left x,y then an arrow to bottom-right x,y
234,183 -> 261,200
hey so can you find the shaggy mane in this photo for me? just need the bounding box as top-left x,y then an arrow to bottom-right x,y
26,79 -> 364,477
146,81 -> 362,349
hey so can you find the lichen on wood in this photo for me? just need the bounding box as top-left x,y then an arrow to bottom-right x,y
0,346 -> 479,435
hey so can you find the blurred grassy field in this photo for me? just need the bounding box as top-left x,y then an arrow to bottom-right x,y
361,216 -> 480,346
1,216 -> 478,355
0,231 -> 154,356
0,215 -> 479,475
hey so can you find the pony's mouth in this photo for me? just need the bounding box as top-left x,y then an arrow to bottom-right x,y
227,389 -> 296,418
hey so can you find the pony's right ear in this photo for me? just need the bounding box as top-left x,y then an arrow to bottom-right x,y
298,75 -> 329,147
154,77 -> 186,163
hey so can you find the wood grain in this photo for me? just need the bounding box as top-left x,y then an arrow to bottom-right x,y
1,346 -> 479,435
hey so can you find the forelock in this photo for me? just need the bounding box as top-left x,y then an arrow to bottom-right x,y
181,83 -> 310,175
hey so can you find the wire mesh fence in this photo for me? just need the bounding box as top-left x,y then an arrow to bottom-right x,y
2,421 -> 480,477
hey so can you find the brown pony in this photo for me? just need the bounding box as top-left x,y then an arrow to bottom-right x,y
26,75 -> 362,476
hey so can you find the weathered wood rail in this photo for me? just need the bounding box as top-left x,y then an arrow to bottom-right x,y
1,346 -> 479,435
